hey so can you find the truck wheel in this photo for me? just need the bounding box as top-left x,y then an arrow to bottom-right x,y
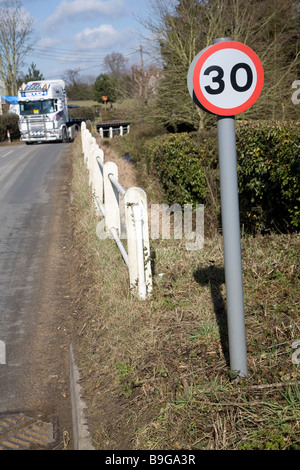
62,127 -> 68,143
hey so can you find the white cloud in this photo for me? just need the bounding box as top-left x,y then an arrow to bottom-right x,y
36,37 -> 61,48
75,24 -> 130,50
45,0 -> 126,28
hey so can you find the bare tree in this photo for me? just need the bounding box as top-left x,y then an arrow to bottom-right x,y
63,68 -> 81,87
103,52 -> 128,79
103,52 -> 135,100
132,46 -> 161,103
0,0 -> 34,95
142,0 -> 300,130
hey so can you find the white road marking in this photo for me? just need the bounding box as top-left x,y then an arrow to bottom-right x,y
0,340 -> 6,364
0,150 -> 14,158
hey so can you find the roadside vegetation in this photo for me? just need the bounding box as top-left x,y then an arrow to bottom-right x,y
65,0 -> 300,451
70,129 -> 299,450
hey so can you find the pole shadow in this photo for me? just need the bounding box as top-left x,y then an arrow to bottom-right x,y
193,263 -> 230,367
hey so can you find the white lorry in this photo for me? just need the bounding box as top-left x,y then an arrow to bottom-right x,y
18,79 -> 78,144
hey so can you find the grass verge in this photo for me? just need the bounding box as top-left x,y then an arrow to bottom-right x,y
70,136 -> 300,451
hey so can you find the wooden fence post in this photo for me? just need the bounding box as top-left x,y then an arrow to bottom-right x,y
124,187 -> 152,297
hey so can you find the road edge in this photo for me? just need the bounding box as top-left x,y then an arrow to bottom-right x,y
69,344 -> 95,450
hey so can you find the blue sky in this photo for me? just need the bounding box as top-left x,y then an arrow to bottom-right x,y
22,0 -> 153,81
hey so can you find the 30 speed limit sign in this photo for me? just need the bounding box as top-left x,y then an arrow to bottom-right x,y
188,41 -> 264,116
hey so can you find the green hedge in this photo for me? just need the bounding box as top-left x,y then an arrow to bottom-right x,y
236,121 -> 300,231
0,113 -> 20,141
68,106 -> 95,119
144,121 -> 300,233
145,132 -> 212,206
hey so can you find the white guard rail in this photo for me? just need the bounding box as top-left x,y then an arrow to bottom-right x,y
80,122 -> 152,299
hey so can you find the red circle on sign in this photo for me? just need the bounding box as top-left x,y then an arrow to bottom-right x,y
192,41 -> 264,116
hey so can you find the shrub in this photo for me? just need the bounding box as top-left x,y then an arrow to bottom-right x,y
68,106 -> 95,120
0,113 -> 20,141
145,132 -> 210,206
143,121 -> 300,233
236,121 -> 300,231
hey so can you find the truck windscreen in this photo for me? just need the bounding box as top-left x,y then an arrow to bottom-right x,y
20,100 -> 55,116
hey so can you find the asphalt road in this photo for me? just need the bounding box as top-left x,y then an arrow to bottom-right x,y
0,142 -> 74,450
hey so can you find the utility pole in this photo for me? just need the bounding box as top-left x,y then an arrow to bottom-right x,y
140,45 -> 144,101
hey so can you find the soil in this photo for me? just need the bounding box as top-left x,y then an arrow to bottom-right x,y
97,139 -> 137,190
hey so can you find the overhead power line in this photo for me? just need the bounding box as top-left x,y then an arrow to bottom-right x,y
45,64 -> 105,80
32,45 -> 139,63
27,46 -> 142,80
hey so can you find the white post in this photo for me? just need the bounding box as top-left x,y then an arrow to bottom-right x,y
0,340 -> 6,365
132,205 -> 147,300
103,161 -> 120,234
94,147 -> 104,206
84,129 -> 91,166
88,137 -> 97,187
81,121 -> 86,155
87,136 -> 96,173
125,187 -> 152,297
84,129 -> 89,162
109,127 -> 113,139
120,126 -> 123,136
81,122 -> 88,159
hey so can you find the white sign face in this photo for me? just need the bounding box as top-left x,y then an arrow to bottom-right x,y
189,41 -> 264,116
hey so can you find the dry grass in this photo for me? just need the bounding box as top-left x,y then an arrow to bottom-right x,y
69,136 -> 300,451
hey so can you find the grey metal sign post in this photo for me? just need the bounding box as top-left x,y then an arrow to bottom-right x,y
188,37 -> 264,378
217,112 -> 247,378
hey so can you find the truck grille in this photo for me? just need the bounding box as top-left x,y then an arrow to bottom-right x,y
21,116 -> 54,137
29,121 -> 45,131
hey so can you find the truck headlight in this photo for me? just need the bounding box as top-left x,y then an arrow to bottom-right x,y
45,121 -> 54,130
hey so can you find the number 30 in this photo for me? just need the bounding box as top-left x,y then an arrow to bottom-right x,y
204,63 -> 253,95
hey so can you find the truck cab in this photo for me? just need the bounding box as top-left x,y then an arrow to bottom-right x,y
18,80 -> 71,144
